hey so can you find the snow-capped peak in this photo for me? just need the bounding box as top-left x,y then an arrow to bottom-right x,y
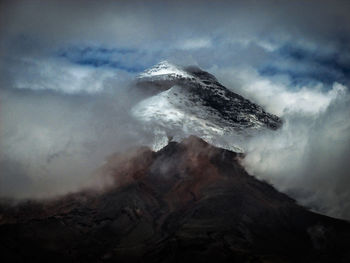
133,62 -> 282,153
138,60 -> 192,79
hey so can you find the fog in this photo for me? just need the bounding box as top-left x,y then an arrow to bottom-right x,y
0,77 -> 155,198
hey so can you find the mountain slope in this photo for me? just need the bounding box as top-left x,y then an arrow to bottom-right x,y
132,61 -> 282,151
1,136 -> 349,263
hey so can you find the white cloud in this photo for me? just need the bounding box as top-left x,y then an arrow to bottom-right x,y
214,66 -> 350,219
9,58 -> 116,94
213,67 -> 344,116
178,38 -> 212,50
0,73 -> 151,198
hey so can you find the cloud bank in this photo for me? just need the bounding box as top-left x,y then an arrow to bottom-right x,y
215,67 -> 350,219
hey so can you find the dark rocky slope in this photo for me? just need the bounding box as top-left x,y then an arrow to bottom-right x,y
1,136 -> 350,262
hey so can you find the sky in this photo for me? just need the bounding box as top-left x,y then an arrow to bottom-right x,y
1,0 -> 350,219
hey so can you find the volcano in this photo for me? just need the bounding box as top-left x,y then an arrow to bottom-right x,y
1,136 -> 350,263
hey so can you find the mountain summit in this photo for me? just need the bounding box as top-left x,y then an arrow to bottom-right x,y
138,60 -> 193,79
132,61 -> 282,151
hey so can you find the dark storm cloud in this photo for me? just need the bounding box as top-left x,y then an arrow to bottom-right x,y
2,0 -> 350,87
2,0 -> 350,74
1,0 -> 350,219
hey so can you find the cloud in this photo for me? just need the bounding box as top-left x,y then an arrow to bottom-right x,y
0,78 -> 156,198
213,66 -> 342,116
178,38 -> 212,50
6,57 -> 117,94
214,66 -> 350,219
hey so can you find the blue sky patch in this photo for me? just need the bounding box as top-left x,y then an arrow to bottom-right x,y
259,44 -> 350,87
57,46 -> 147,72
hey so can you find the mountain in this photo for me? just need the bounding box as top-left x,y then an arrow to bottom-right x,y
1,136 -> 350,263
132,61 -> 282,151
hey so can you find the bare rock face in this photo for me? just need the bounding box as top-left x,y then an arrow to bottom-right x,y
1,137 -> 350,263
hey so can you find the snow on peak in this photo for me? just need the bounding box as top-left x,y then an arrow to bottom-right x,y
133,62 -> 282,153
138,60 -> 192,79
131,85 -> 244,153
